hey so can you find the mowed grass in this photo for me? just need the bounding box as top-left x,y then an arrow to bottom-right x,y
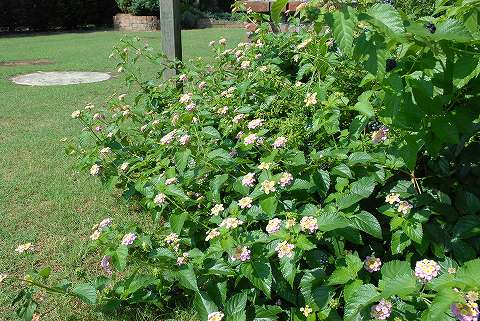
0,29 -> 245,320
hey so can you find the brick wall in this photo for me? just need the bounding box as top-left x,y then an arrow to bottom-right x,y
113,14 -> 159,31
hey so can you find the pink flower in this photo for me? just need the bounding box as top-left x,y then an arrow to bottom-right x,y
241,60 -> 251,69
219,38 -> 227,45
217,106 -> 229,115
247,118 -> 264,130
242,173 -> 256,187
98,218 -> 112,230
266,218 -> 282,234
279,172 -> 293,187
185,103 -> 196,112
272,136 -> 287,148
179,74 -> 188,82
232,114 -> 245,124
232,246 -> 251,262
370,299 -> 392,320
177,252 -> 189,266
275,241 -> 294,258
220,217 -> 244,229
300,216 -> 318,233
397,201 -> 413,215
451,302 -> 479,321
198,81 -> 207,90
372,126 -> 389,144
93,113 -> 104,120
101,256 -> 113,275
415,259 -> 441,282
161,130 -> 176,145
94,125 -> 103,132
179,93 -> 193,104
165,177 -> 177,185
179,134 -> 191,145
364,256 -> 382,272
154,193 -> 167,205
205,228 -> 220,241
244,133 -> 258,145
121,233 -> 136,246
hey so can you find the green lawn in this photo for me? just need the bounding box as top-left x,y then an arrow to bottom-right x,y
0,29 -> 245,321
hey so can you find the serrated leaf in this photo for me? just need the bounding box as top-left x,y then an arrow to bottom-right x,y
240,259 -> 272,298
366,4 -> 404,35
112,245 -> 128,271
331,9 -> 355,56
177,265 -> 199,292
328,254 -> 363,285
271,0 -> 288,23
225,292 -> 247,321
72,283 -> 97,304
194,291 -> 218,321
280,256 -> 296,287
169,212 -> 188,234
351,211 -> 382,239
317,209 -> 350,232
260,196 -> 278,216
432,19 -> 473,42
381,273 -> 417,298
402,221 -> 423,243
344,284 -> 379,321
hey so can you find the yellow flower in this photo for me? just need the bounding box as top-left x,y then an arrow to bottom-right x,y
300,305 -> 313,317
261,180 -> 276,195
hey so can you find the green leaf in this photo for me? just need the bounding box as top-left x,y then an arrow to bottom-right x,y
422,288 -> 463,321
366,4 -> 405,35
175,149 -> 191,174
331,163 -> 353,179
271,0 -> 288,23
260,196 -> 278,217
391,230 -> 411,254
380,272 -> 417,298
313,170 -> 330,197
177,265 -> 199,292
347,152 -> 374,166
402,221 -> 423,243
280,256 -> 296,287
112,245 -> 128,271
300,269 -> 331,310
202,126 -> 221,139
225,292 -> 247,321
208,148 -> 233,166
331,8 -> 355,56
210,174 -> 229,203
240,259 -> 272,298
72,283 -> 97,304
169,212 -> 188,234
317,209 -> 350,232
381,260 -> 412,279
165,184 -> 189,201
353,91 -> 374,117
328,254 -> 363,285
344,284 -> 379,321
432,19 -> 473,42
194,291 -> 218,321
351,211 -> 382,239
455,192 -> 480,215
456,259 -> 480,288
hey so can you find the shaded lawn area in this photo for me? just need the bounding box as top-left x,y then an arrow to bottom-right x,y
0,29 -> 245,320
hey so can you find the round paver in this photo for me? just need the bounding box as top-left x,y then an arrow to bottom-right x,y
11,71 -> 111,86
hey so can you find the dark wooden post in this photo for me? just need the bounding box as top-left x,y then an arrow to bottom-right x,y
160,0 -> 182,79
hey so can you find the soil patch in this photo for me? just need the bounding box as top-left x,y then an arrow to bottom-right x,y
11,71 -> 111,86
0,59 -> 53,67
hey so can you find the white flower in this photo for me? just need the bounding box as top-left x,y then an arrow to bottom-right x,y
232,114 -> 245,124
0,273 -> 7,283
258,162 -> 272,170
120,162 -> 129,171
179,93 -> 193,104
247,118 -> 264,130
219,38 -> 227,45
261,180 -> 276,194
154,193 -> 167,205
71,110 -> 81,118
385,193 -> 400,204
90,230 -> 101,240
179,74 -> 188,82
272,136 -> 287,148
118,93 -> 127,101
177,252 -> 189,265
179,134 -> 191,145
297,38 -> 312,49
305,92 -> 318,106
165,233 -> 179,244
279,172 -> 294,187
15,242 -> 34,253
241,60 -> 251,69
208,311 -> 225,321
90,164 -> 101,176
238,197 -> 253,209
220,217 -> 244,229
217,106 -> 229,115
211,204 -> 225,216
99,147 -> 111,157
165,177 -> 177,185
275,241 -> 294,258
205,228 -> 221,241
242,172 -> 256,187
84,104 -> 94,110
209,40 -> 216,46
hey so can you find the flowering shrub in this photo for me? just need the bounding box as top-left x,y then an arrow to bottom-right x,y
12,0 -> 480,320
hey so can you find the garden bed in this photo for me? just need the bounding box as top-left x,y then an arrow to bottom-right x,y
113,13 -> 159,31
